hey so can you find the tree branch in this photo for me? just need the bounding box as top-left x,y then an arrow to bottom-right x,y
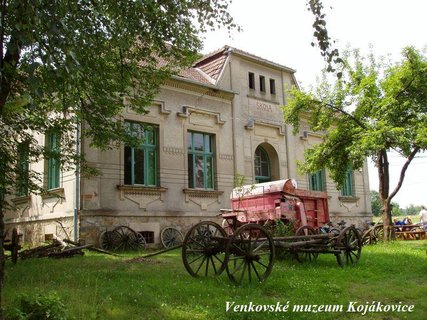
314,99 -> 368,130
388,146 -> 420,201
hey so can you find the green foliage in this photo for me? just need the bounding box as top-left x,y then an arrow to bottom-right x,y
271,219 -> 296,237
370,190 -> 381,216
6,292 -> 67,320
403,204 -> 422,216
0,0 -> 237,199
391,201 -> 403,216
284,46 -> 427,197
0,2 -> 237,318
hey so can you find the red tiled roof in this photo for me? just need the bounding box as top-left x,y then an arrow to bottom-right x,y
177,67 -> 213,85
194,48 -> 228,81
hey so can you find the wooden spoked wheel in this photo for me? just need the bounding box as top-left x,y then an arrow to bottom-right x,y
98,226 -> 146,251
11,228 -> 19,264
182,221 -> 227,278
294,225 -> 319,263
160,227 -> 183,248
98,230 -> 118,251
224,224 -> 275,285
113,226 -> 146,251
336,226 -> 362,267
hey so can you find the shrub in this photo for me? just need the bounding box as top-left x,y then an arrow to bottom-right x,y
6,292 -> 68,320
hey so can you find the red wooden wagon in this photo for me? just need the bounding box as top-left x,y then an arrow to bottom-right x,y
181,180 -> 362,285
220,179 -> 329,233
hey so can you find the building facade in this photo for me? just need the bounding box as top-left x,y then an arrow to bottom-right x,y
5,46 -> 372,245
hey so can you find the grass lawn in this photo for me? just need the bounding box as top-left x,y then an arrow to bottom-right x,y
4,240 -> 427,320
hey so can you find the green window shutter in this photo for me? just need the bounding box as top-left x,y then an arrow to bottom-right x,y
47,131 -> 60,189
124,121 -> 158,186
341,168 -> 354,196
17,142 -> 30,196
309,170 -> 325,191
187,131 -> 215,189
254,146 -> 271,183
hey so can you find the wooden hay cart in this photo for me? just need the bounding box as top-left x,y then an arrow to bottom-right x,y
181,180 -> 362,285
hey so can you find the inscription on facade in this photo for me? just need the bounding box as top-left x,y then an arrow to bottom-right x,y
249,98 -> 282,122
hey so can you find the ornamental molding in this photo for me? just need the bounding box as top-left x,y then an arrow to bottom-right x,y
41,188 -> 65,213
338,196 -> 360,212
163,146 -> 185,155
219,154 -> 234,161
183,189 -> 224,211
117,185 -> 167,210
177,106 -> 226,125
244,118 -> 285,136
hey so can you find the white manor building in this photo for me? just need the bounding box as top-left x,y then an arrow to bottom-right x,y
5,46 -> 372,245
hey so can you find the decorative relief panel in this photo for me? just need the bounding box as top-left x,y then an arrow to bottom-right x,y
338,196 -> 360,212
248,98 -> 282,123
163,147 -> 184,156
177,106 -> 225,126
183,189 -> 223,211
41,188 -> 65,213
117,185 -> 167,210
125,100 -> 171,117
219,154 -> 234,161
11,196 -> 31,218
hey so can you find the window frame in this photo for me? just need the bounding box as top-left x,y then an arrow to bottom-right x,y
308,170 -> 326,192
254,146 -> 271,183
187,131 -> 215,190
124,121 -> 159,187
47,130 -> 60,190
259,75 -> 266,92
17,142 -> 30,196
269,78 -> 276,95
248,72 -> 255,89
341,168 -> 354,196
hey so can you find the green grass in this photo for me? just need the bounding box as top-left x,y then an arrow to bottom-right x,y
4,240 -> 427,320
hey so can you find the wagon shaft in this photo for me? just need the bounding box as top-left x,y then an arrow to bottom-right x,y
275,238 -> 325,248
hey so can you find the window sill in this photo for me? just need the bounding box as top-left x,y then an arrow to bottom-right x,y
41,188 -> 65,199
11,195 -> 31,206
338,196 -> 359,203
183,188 -> 224,197
117,185 -> 168,193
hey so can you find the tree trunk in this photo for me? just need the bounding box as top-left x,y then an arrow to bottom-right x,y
382,199 -> 394,241
377,150 -> 393,241
0,196 -> 4,320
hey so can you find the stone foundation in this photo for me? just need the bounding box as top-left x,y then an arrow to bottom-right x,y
5,217 -> 74,246
329,211 -> 373,230
79,210 -> 223,248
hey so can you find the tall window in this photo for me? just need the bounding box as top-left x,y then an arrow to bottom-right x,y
259,75 -> 266,92
124,121 -> 158,186
47,130 -> 60,190
341,168 -> 354,196
308,170 -> 325,191
254,146 -> 270,183
17,142 -> 29,196
248,72 -> 255,89
270,78 -> 276,94
187,131 -> 214,189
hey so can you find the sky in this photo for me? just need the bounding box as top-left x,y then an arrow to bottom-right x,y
201,0 -> 427,208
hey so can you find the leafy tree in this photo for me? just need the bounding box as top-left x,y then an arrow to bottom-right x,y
284,47 -> 427,242
306,0 -> 342,74
391,201 -> 402,217
370,190 -> 381,217
404,204 -> 421,216
0,1 -> 236,318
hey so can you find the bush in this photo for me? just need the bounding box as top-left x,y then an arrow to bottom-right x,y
6,292 -> 68,320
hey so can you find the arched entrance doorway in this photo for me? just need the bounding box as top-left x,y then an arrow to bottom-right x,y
254,143 -> 279,183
